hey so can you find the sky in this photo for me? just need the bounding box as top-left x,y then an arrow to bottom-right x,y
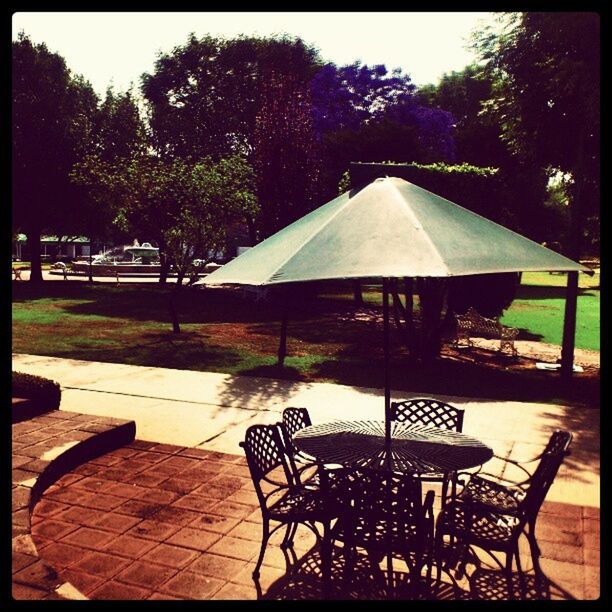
12,11 -> 501,96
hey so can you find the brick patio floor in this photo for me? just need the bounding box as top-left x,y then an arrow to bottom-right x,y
26,440 -> 600,600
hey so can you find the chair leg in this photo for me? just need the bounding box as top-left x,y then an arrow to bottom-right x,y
514,545 -> 527,599
321,519 -> 332,598
253,520 -> 270,579
281,522 -> 297,549
527,520 -> 543,576
505,550 -> 515,600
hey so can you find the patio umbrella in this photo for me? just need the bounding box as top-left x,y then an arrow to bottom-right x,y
196,177 -> 590,442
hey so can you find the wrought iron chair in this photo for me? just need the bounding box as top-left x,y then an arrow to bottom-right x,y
332,467 -> 435,598
391,398 -> 465,505
280,407 -> 314,466
391,398 -> 465,431
240,423 -> 340,580
434,430 -> 572,599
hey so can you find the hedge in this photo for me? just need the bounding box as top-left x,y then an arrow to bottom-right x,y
12,371 -> 61,411
345,161 -> 519,229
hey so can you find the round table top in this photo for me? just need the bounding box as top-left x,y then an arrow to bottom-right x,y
293,419 -> 493,475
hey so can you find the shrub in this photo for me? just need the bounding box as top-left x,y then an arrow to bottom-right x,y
12,371 -> 61,411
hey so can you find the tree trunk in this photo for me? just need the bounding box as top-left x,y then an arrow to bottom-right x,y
159,253 -> 169,284
418,278 -> 447,362
353,280 -> 364,307
168,278 -> 182,334
245,215 -> 257,245
28,227 -> 43,283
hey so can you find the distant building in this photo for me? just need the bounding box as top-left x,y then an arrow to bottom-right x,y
12,235 -> 108,262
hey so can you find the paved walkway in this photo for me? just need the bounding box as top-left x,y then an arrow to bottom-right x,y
12,354 -> 600,509
27,440 -> 600,600
12,354 -> 600,600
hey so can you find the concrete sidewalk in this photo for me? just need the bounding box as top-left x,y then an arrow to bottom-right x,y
12,353 -> 600,508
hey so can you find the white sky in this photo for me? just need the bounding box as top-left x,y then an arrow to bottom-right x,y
12,11 -> 500,96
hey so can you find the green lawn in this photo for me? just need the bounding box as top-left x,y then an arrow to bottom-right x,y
501,272 -> 600,351
11,275 -> 599,407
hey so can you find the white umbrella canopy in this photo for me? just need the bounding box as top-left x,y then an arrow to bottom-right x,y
197,176 -> 588,287
196,176 -> 589,443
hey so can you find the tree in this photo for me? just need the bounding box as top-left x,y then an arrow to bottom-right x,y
141,34 -> 321,162
75,154 -> 258,331
311,63 -> 456,197
416,65 -> 512,169
12,33 -> 98,282
472,12 -> 600,258
253,72 -> 321,238
71,87 -> 149,280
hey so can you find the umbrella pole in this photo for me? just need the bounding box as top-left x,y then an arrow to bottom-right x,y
383,278 -> 391,445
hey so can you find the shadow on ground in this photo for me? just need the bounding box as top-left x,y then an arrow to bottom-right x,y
258,544 -> 568,601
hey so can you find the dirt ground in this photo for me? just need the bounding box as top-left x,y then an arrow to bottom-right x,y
466,338 -> 600,370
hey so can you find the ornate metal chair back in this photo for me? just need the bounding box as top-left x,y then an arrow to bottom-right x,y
240,424 -> 296,511
521,430 -> 572,520
391,398 -> 465,432
281,407 -> 312,456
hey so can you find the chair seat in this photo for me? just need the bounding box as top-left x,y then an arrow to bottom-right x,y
437,501 -> 521,546
460,475 -> 524,514
268,485 -> 335,521
333,513 -> 431,552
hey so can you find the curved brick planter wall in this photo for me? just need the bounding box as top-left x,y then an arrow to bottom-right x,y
12,397 -> 56,424
12,411 -> 136,600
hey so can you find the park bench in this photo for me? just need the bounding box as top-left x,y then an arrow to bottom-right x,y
12,267 -> 22,281
454,306 -> 519,357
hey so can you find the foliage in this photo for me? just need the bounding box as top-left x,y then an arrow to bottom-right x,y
253,71 -> 321,238
472,12 -> 600,257
416,64 -> 512,169
141,34 -> 321,161
313,62 -> 456,198
12,371 -> 61,411
71,88 -> 149,255
447,273 -> 522,319
310,62 -> 417,133
75,154 -> 258,283
12,33 -> 99,282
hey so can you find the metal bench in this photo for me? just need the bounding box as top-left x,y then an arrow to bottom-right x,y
12,267 -> 22,281
454,306 -> 519,357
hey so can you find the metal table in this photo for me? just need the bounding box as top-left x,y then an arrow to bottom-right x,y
294,419 -> 493,596
293,419 -> 493,476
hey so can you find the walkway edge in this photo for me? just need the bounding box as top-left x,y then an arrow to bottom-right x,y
12,412 -> 136,600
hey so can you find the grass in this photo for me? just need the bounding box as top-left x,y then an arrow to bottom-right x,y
501,272 -> 600,351
12,275 -> 599,408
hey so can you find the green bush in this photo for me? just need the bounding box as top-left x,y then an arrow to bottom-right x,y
12,371 -> 61,411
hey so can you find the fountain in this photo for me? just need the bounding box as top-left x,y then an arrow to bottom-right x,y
69,242 -> 162,275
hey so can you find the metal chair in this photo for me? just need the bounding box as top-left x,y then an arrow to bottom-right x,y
280,407 -> 314,464
391,398 -> 465,506
391,398 -> 464,431
435,430 -> 572,599
332,467 -> 435,598
240,423 -> 339,580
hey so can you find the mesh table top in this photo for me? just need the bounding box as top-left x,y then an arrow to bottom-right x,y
293,419 -> 493,475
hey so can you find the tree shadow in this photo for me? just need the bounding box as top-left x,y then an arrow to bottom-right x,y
45,329 -> 244,373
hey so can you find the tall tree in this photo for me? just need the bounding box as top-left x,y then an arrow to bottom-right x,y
311,63 -> 455,196
12,33 -> 98,282
472,12 -> 600,258
71,87 -> 149,280
253,72 -> 321,238
141,34 -> 321,162
416,65 -> 512,168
